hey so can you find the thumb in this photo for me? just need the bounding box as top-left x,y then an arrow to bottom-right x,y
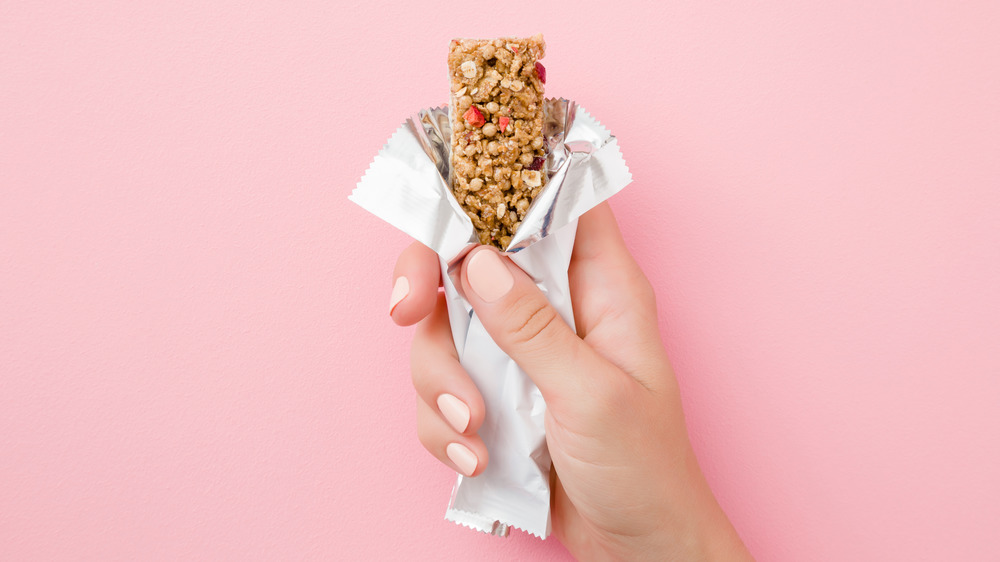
460,245 -> 618,412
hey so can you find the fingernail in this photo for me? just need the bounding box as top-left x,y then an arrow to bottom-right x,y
437,394 -> 471,433
446,442 -> 478,476
467,250 -> 513,303
389,276 -> 409,316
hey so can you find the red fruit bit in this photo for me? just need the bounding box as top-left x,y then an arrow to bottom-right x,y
463,105 -> 485,128
511,45 -> 519,54
498,116 -> 510,133
527,156 -> 545,171
535,62 -> 546,84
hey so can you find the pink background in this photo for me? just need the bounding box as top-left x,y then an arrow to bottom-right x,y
2,1 -> 999,560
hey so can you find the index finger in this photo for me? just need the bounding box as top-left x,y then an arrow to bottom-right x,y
390,241 -> 441,326
569,203 -> 656,331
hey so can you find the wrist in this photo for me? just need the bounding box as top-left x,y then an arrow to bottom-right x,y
645,446 -> 753,561
682,461 -> 753,561
636,494 -> 751,562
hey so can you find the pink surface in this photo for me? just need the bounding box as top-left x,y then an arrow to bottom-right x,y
2,1 -> 999,560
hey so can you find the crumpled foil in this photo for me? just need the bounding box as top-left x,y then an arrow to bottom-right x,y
350,99 -> 631,538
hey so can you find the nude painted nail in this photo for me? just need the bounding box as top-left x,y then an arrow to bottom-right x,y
446,442 -> 478,476
466,250 -> 513,303
437,394 -> 471,433
389,276 -> 409,316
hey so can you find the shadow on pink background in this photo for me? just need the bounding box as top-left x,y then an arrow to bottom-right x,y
2,1 -> 999,560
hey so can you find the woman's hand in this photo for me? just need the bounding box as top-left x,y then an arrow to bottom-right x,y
389,203 -> 752,561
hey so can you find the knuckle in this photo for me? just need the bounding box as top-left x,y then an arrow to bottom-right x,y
409,345 -> 422,383
506,294 -> 560,348
415,411 -> 436,452
409,368 -> 423,396
625,265 -> 656,307
409,344 -> 431,396
637,275 -> 656,306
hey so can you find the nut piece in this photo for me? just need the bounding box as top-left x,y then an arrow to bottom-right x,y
463,105 -> 486,128
522,170 -> 542,187
460,60 -> 478,78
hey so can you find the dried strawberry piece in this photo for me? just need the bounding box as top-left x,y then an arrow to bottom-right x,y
498,116 -> 510,133
535,62 -> 546,84
463,106 -> 485,128
527,156 -> 545,171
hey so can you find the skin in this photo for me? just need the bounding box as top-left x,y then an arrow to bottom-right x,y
390,203 -> 753,561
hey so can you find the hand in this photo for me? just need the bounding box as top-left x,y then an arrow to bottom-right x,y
389,203 -> 752,561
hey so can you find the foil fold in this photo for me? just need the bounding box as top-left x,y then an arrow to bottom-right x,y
350,99 -> 632,538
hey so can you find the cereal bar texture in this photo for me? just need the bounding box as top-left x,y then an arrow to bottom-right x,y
449,34 -> 546,249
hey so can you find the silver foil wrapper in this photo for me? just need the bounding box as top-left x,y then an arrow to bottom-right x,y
350,99 -> 631,538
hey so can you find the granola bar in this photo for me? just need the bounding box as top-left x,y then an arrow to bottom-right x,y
448,34 -> 546,249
